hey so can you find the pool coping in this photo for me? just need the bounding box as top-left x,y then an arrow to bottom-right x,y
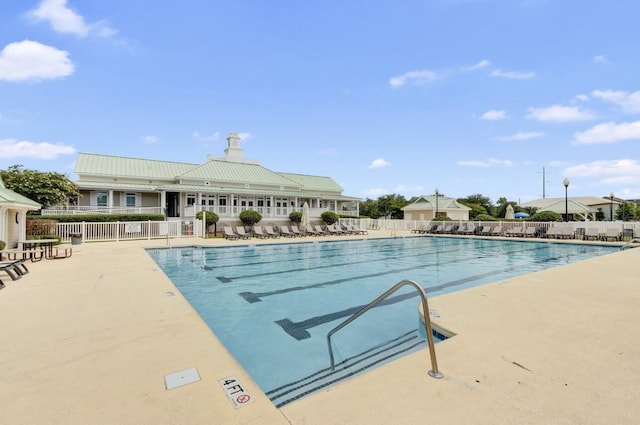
1,230 -> 638,425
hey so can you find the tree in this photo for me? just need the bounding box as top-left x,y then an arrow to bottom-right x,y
529,211 -> 563,222
239,210 -> 262,226
359,194 -> 409,219
458,194 -> 494,216
195,210 -> 219,236
0,165 -> 79,209
615,202 -> 635,221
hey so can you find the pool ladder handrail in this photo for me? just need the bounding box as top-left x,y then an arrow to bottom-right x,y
621,237 -> 640,250
326,279 -> 444,379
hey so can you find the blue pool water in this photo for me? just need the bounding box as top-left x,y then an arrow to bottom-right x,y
147,237 -> 617,406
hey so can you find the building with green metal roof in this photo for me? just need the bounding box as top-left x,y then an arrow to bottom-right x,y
0,178 -> 41,249
68,133 -> 360,223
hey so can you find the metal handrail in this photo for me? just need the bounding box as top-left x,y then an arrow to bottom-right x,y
621,237 -> 640,250
326,279 -> 443,379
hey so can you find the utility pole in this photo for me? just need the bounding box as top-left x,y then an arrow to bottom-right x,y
537,167 -> 549,198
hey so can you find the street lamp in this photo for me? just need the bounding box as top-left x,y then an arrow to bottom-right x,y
609,192 -> 615,221
563,178 -> 570,222
434,188 -> 440,219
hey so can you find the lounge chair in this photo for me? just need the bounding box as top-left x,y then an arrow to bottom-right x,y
465,224 -> 479,235
543,226 -> 558,238
456,223 -> 469,234
253,226 -> 270,239
555,227 -> 574,239
490,226 -> 503,236
0,260 -> 28,281
479,226 -> 493,236
279,225 -> 296,237
600,228 -> 620,241
348,224 -> 368,235
265,226 -> 280,238
506,226 -> 524,237
523,227 -> 537,237
327,224 -> 345,235
314,225 -> 329,235
584,228 -> 600,241
236,226 -> 251,240
291,225 -> 305,236
411,224 -> 428,234
223,226 -> 239,240
304,225 -> 319,236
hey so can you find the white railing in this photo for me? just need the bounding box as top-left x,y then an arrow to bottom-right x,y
43,206 -> 164,215
56,220 -> 197,243
339,218 -> 638,239
194,205 -> 357,219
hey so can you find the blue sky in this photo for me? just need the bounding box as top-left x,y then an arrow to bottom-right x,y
1,0 -> 639,204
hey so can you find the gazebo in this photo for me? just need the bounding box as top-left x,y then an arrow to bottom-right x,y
537,199 -> 597,221
0,178 -> 41,248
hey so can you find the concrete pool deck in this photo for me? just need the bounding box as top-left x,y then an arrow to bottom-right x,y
1,231 -> 639,424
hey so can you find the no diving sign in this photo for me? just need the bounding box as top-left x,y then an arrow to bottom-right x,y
219,376 -> 254,409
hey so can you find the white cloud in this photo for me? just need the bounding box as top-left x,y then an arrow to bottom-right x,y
527,105 -> 596,122
28,0 -> 117,38
593,55 -> 606,64
572,120 -> 640,145
0,40 -> 73,82
565,159 -> 640,184
193,131 -> 220,142
481,109 -> 506,120
142,135 -> 158,144
573,94 -> 589,103
389,69 -> 438,88
368,158 -> 391,169
496,131 -> 544,141
237,132 -> 252,141
592,89 -> 640,114
464,59 -> 491,72
457,158 -> 514,167
0,138 -> 75,159
490,69 -> 535,79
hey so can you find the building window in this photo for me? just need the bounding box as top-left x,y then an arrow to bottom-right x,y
96,192 -> 108,207
219,197 -> 227,206
186,194 -> 196,206
126,193 -> 137,207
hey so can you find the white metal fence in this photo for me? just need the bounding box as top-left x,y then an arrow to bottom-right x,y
56,220 -> 198,243
53,218 -> 638,243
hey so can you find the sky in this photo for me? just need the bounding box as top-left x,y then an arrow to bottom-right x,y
1,0 -> 640,204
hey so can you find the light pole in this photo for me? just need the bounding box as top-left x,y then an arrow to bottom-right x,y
609,192 -> 615,221
434,188 -> 440,219
563,178 -> 570,222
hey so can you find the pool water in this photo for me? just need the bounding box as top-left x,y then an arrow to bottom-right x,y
147,237 -> 617,407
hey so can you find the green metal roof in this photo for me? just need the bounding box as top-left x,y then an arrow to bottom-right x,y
75,153 -> 196,180
75,153 -> 350,196
401,195 -> 470,211
278,172 -> 344,193
179,159 -> 297,187
0,178 -> 41,208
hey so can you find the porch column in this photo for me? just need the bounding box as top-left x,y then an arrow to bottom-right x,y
108,190 -> 114,208
0,208 -> 6,243
159,190 -> 166,215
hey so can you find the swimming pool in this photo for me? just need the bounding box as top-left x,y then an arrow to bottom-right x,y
147,237 -> 617,407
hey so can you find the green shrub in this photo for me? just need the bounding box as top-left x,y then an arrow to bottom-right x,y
529,211 -> 563,222
195,210 -> 219,226
289,211 -> 302,223
321,211 -> 339,225
0,240 -> 5,250
27,219 -> 57,235
239,210 -> 262,226
475,213 -> 496,221
433,215 -> 452,221
27,213 -> 165,222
